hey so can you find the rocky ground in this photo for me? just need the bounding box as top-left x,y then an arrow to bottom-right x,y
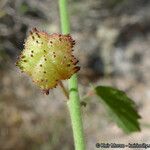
0,0 -> 150,149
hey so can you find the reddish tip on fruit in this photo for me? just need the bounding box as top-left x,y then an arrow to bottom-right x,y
42,89 -> 49,95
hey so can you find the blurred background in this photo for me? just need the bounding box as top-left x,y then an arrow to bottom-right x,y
0,0 -> 150,149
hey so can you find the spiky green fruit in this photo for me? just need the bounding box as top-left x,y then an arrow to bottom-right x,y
16,28 -> 80,94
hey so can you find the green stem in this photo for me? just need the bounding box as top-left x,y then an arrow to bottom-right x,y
59,0 -> 86,150
68,75 -> 86,150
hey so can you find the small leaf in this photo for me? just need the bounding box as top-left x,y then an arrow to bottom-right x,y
16,28 -> 80,94
95,86 -> 141,133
